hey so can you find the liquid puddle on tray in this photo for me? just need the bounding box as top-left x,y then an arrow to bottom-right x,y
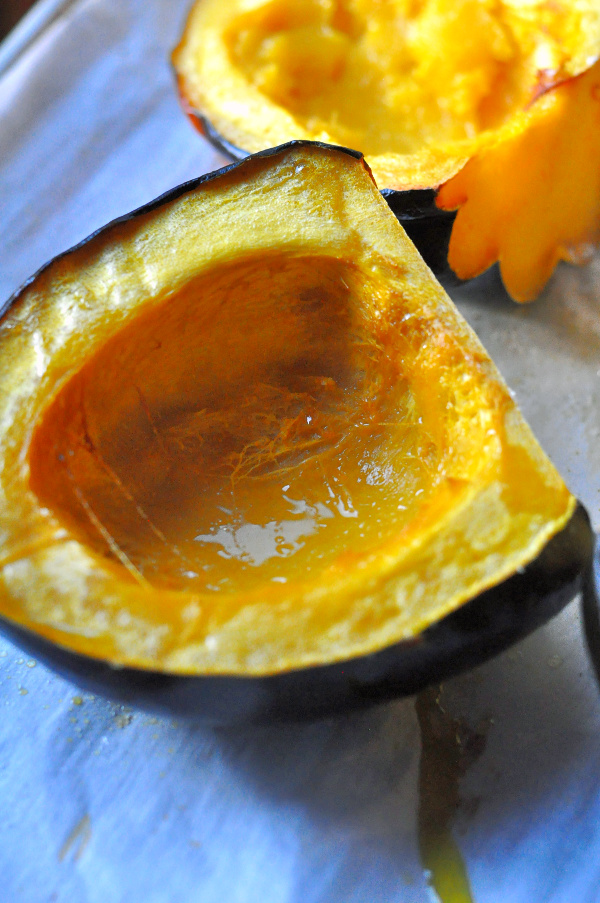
416,686 -> 490,903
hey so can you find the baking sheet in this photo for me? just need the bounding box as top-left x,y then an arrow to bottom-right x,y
1,1 -> 599,901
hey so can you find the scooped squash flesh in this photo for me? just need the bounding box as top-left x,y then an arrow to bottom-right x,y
173,0 -> 600,301
0,144 -> 575,675
174,0 -> 600,182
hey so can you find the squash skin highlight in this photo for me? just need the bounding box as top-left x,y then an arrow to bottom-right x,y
0,142 -> 592,718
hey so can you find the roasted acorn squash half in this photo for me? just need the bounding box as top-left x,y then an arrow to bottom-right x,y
0,143 -> 592,721
173,0 -> 600,302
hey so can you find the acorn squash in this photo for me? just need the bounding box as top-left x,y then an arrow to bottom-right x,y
172,0 -> 600,301
0,143 -> 592,721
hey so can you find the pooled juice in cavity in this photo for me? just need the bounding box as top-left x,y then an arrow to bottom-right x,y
133,373 -> 433,593
28,274 -> 437,595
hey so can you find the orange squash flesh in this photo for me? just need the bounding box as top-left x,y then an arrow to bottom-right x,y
0,145 -> 575,675
173,0 -> 600,301
437,58 -> 600,302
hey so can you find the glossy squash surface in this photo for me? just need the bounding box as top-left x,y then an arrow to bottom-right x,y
0,144 -> 579,681
173,0 -> 600,301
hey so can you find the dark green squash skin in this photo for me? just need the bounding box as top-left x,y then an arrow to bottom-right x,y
381,188 -> 458,282
582,531 -> 600,689
194,113 -> 252,164
191,112 -> 459,278
0,504 -> 592,724
0,143 -> 594,721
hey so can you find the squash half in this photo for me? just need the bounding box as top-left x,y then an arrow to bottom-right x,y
173,0 -> 600,301
0,143 -> 591,720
